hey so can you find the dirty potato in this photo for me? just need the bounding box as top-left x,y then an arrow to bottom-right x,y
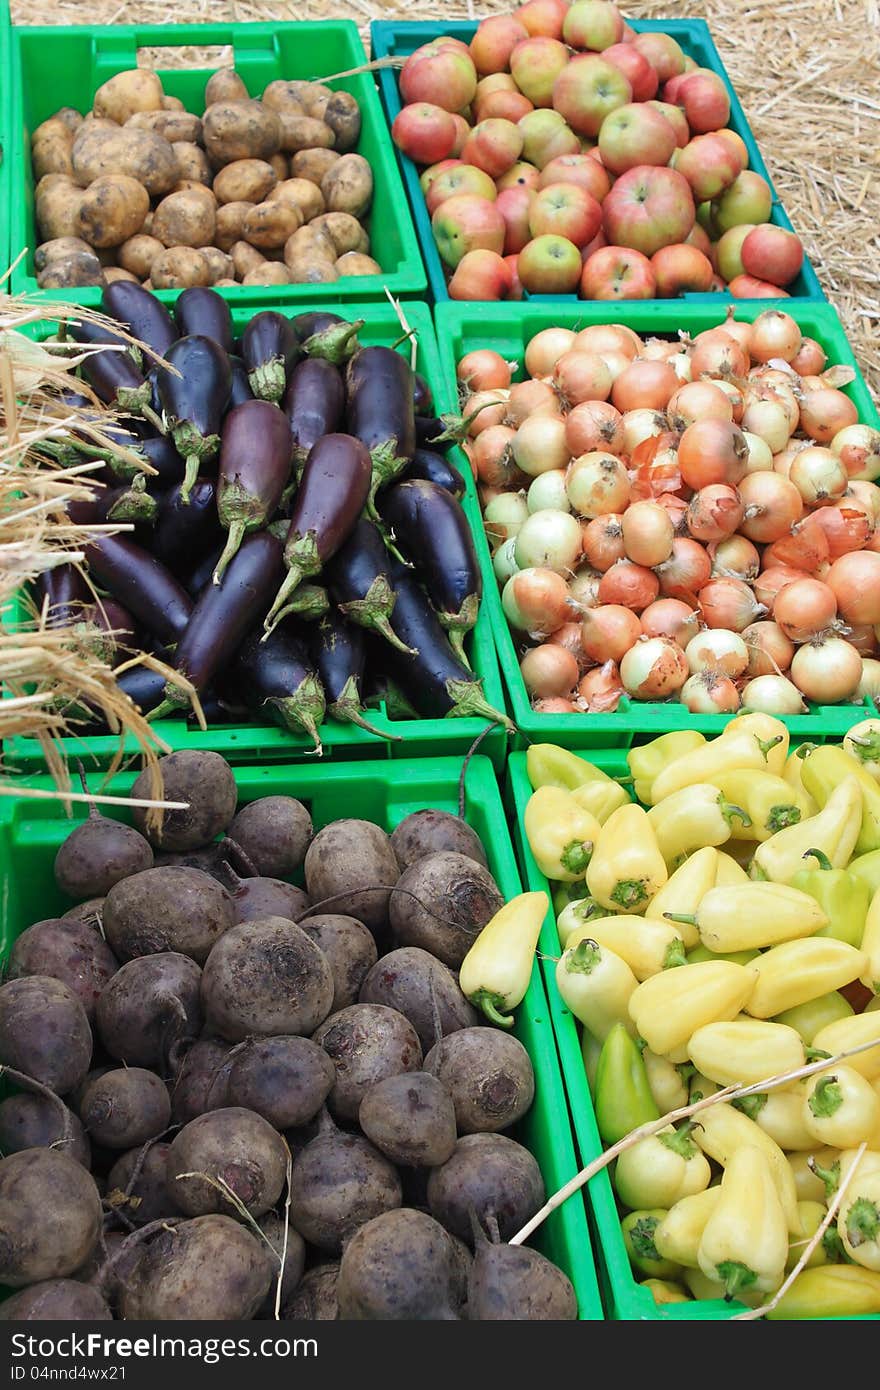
202,101 -> 281,166
127,110 -> 203,145
323,92 -> 362,153
242,200 -> 303,250
213,159 -> 277,206
71,126 -> 178,197
34,236 -> 94,270
336,252 -> 381,277
77,175 -> 150,249
242,263 -> 294,286
37,253 -> 104,289
261,80 -> 310,113
270,178 -> 324,222
54,108 -> 84,135
117,233 -> 165,279
200,247 -> 234,283
283,222 -> 338,269
152,188 -> 216,249
35,176 -> 87,241
172,143 -> 212,186
321,154 -> 373,218
162,95 -> 186,113
94,69 -> 165,125
215,202 -> 255,253
279,114 -> 335,155
150,247 -> 211,289
298,84 -> 334,120
205,70 -> 249,106
31,118 -> 75,179
230,240 -> 267,280
290,148 -> 339,186
310,211 -> 365,257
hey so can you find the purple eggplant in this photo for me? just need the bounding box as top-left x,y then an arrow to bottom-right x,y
153,480 -> 223,578
241,311 -> 299,403
233,620 -> 325,751
282,358 -> 345,477
116,663 -> 168,715
86,535 -> 194,645
36,564 -> 90,626
263,433 -> 372,637
212,400 -> 292,584
403,447 -> 465,498
156,336 -> 232,503
345,346 -> 416,515
228,356 -> 254,409
185,544 -> 224,599
151,531 -> 284,716
312,610 -> 399,741
379,479 -> 482,662
174,288 -> 234,354
136,433 -> 186,488
77,598 -> 138,666
413,372 -> 433,415
101,281 -> 178,359
325,518 -> 414,654
292,311 -> 343,341
72,322 -> 164,433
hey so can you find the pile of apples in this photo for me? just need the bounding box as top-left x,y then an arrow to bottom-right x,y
390,0 -> 806,301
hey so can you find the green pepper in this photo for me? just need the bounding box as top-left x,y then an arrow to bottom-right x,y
774,990 -> 855,1045
526,744 -> 613,793
594,1022 -> 660,1145
621,1209 -> 681,1280
686,943 -> 759,967
790,848 -> 870,948
850,849 -> 880,898
801,744 -> 880,855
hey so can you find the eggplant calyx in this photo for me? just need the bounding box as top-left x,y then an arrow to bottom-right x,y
444,678 -> 515,731
366,442 -> 408,520
248,358 -> 287,405
171,423 -> 221,504
302,319 -> 364,365
267,673 -> 326,753
116,383 -> 165,435
438,594 -> 480,667
263,532 -> 322,636
329,677 -> 402,742
283,585 -> 330,621
338,577 -> 416,655
106,479 -> 158,527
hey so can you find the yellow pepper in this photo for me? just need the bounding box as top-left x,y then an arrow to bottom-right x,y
689,1070 -> 721,1104
556,895 -> 608,948
788,1148 -> 839,1204
844,718 -> 880,780
682,1267 -> 729,1302
644,847 -> 717,948
734,1088 -> 819,1152
851,849 -> 880,899
860,887 -> 880,995
621,1209 -> 681,1280
698,1144 -> 789,1300
802,1065 -> 880,1148
687,944 -> 758,966
693,1103 -> 801,1233
767,1263 -> 880,1319
713,850 -> 750,887
743,938 -> 867,1019
458,890 -> 548,1028
775,991 -> 854,1045
555,938 -> 638,1040
586,802 -> 668,914
812,1012 -> 880,1080
640,1278 -> 691,1306
814,1148 -> 880,1199
654,1187 -> 722,1268
666,882 -> 828,953
801,743 -> 880,855
750,776 -> 863,884
567,914 -> 686,980
783,748 -> 819,813
731,712 -> 790,774
869,996 -> 880,1014
570,779 -> 630,824
526,743 -> 613,792
647,783 -> 750,866
626,730 -> 706,806
838,1171 -> 880,1270
524,786 -> 601,883
688,1020 -> 805,1089
785,1201 -> 833,1273
582,1029 -> 602,1095
650,727 -> 787,804
643,1049 -> 689,1113
615,1122 -> 712,1211
628,961 -> 756,1061
714,768 -> 813,842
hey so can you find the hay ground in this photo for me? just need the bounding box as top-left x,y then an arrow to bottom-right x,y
10,0 -> 880,403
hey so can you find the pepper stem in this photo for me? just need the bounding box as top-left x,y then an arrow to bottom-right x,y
803,848 -> 834,871
767,804 -> 801,832
610,878 -> 649,910
663,912 -> 698,927
757,734 -> 785,759
262,565 -> 305,639
565,938 -> 601,974
808,1075 -> 843,1118
846,1197 -> 880,1248
470,990 -> 514,1029
663,939 -> 687,969
848,730 -> 880,761
719,798 -> 751,828
716,1260 -> 758,1301
212,521 -> 246,585
733,1092 -> 767,1121
808,1157 -> 841,1199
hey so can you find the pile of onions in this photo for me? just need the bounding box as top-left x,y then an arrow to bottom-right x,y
463,309 -> 880,716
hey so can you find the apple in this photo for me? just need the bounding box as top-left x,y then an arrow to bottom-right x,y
518,233 -> 583,292
529,182 -> 603,247
672,132 -> 743,201
552,54 -> 632,137
715,223 -> 755,282
580,245 -> 657,299
539,153 -> 611,201
469,16 -> 530,75
632,33 -> 687,81
621,22 -> 637,42
677,73 -> 731,133
476,90 -> 535,123
602,164 -> 696,256
646,100 -> 689,147
496,184 -> 535,254
392,104 -> 457,165
714,170 -> 773,232
504,253 -> 525,300
518,109 -> 581,167
400,47 -> 478,113
715,129 -> 749,168
728,273 -> 790,299
741,225 -> 804,287
461,119 -> 525,178
450,114 -> 471,157
685,220 -> 715,261
448,248 -> 513,300
581,227 -> 608,260
651,243 -> 714,295
425,164 -> 498,216
696,199 -> 718,235
601,43 -> 659,102
432,194 -> 506,267
497,161 -> 543,191
598,103 -> 677,174
476,73 -> 518,100
562,0 -> 625,52
516,0 -> 569,39
662,66 -> 722,102
510,37 -> 570,107
419,159 -> 461,196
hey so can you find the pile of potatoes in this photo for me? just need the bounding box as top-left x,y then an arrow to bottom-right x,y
31,65 -> 381,291
0,750 -> 576,1321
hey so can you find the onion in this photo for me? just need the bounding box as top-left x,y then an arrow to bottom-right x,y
503,566 -> 577,636
773,577 -> 838,642
678,419 -> 749,489
844,624 -> 879,657
621,408 -> 668,454
512,415 -> 570,477
532,697 -> 577,713
566,452 -> 631,517
689,328 -> 749,379
790,634 -> 862,703
687,484 -> 744,543
699,577 -> 766,631
525,327 -> 577,378
656,493 -> 689,533
576,660 -> 624,713
656,537 -> 712,598
457,350 -> 513,392
598,350 -> 635,385
858,659 -> 880,702
465,389 -> 509,436
749,310 -> 802,363
762,518 -> 830,574
742,620 -> 795,677
521,644 -> 580,699
565,400 -> 625,457
808,498 -> 875,558
493,536 -> 520,586
827,551 -> 880,625
568,568 -> 602,609
847,480 -> 880,522
685,628 -> 749,677
737,471 -> 803,543
621,500 -> 675,566
484,490 -> 530,545
598,560 -> 660,612
553,350 -> 612,406
611,360 -> 679,413
831,424 -> 880,482
515,508 -> 582,574
582,514 -> 625,572
709,534 -> 760,581
738,431 -> 774,474
507,378 -> 561,426
741,397 -> 793,454
640,337 -> 679,362
667,380 -> 733,432
719,314 -> 754,357
789,447 -> 848,506
741,674 -> 807,714
641,598 -> 701,645
574,324 -> 642,360
790,337 -> 827,376
667,351 -> 693,383
581,604 -> 642,664
799,388 -> 859,444
681,670 -> 741,714
713,378 -> 746,422
473,425 -> 518,488
753,564 -> 803,609
548,621 -> 588,669
620,636 -> 689,700
528,470 -> 571,514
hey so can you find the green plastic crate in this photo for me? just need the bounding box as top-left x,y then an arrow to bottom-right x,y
3,298 -> 509,773
0,752 -> 604,1321
0,0 -> 10,280
8,18 -> 426,305
506,746 -> 880,1322
436,297 -> 880,750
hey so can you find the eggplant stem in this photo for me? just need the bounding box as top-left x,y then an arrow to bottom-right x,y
447,627 -> 471,669
139,404 -> 166,435
212,522 -> 246,586
329,686 -> 402,742
179,455 -> 201,506
262,566 -> 304,639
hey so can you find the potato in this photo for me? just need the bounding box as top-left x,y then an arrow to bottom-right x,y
283,222 -> 337,270
284,257 -> 339,285
142,211 -> 154,235
76,175 -> 150,249
299,84 -> 334,120
269,152 -> 289,181
34,236 -> 94,270
162,95 -> 186,113
172,178 -> 218,200
143,245 -> 211,289
323,91 -> 362,153
54,107 -> 84,135
103,267 -> 138,283
118,232 -> 165,278
310,210 -> 364,256
291,147 -> 339,185
31,117 -> 74,179
322,153 -> 373,218
203,100 -> 281,166
213,157 -> 277,206
71,125 -> 178,196
261,80 -> 309,113
337,252 -> 381,277
243,200 -> 303,250
206,69 -> 249,105
36,255 -> 103,290
241,264 -> 292,286
279,113 -> 335,154
172,141 -> 212,185
35,175 -> 86,241
231,240 -> 266,279
200,246 -> 234,283
120,1214 -> 273,1320
126,110 -> 202,144
215,201 -> 254,252
94,69 -> 164,125
151,188 -> 215,249
81,115 -> 119,131
271,177 -> 324,221
214,277 -> 237,287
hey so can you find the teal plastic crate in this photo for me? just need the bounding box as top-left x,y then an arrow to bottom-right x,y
436,296 -> 880,750
506,746 -> 880,1322
0,753 -> 604,1321
8,18 -> 426,306
3,298 -> 509,774
371,18 -> 824,305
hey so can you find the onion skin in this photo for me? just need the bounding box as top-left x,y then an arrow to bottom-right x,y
620,636 -> 689,701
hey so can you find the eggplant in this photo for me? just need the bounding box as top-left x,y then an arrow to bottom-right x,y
228,356 -> 254,409
185,545 -> 224,599
413,372 -> 433,415
263,433 -> 372,636
378,480 -> 482,662
415,403 -> 491,453
156,335 -> 232,503
86,535 -> 194,645
77,598 -> 138,666
313,610 -> 399,741
381,558 -> 513,728
325,518 -> 414,654
136,433 -> 186,488
233,620 -> 325,751
174,288 -> 234,354
153,480 -> 223,578
115,663 -> 168,715
241,311 -> 299,403
72,322 -> 165,433
403,447 -> 465,498
151,531 -> 285,717
345,346 -> 416,514
299,317 -> 364,366
101,281 -> 178,359
282,357 -> 345,477
213,400 -> 293,584
291,311 -> 343,341
36,564 -> 90,626
68,314 -> 144,368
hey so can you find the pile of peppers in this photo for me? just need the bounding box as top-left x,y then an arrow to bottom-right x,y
523,716 -> 880,1318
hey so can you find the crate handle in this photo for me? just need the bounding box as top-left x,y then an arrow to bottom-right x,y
91,25 -> 278,77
